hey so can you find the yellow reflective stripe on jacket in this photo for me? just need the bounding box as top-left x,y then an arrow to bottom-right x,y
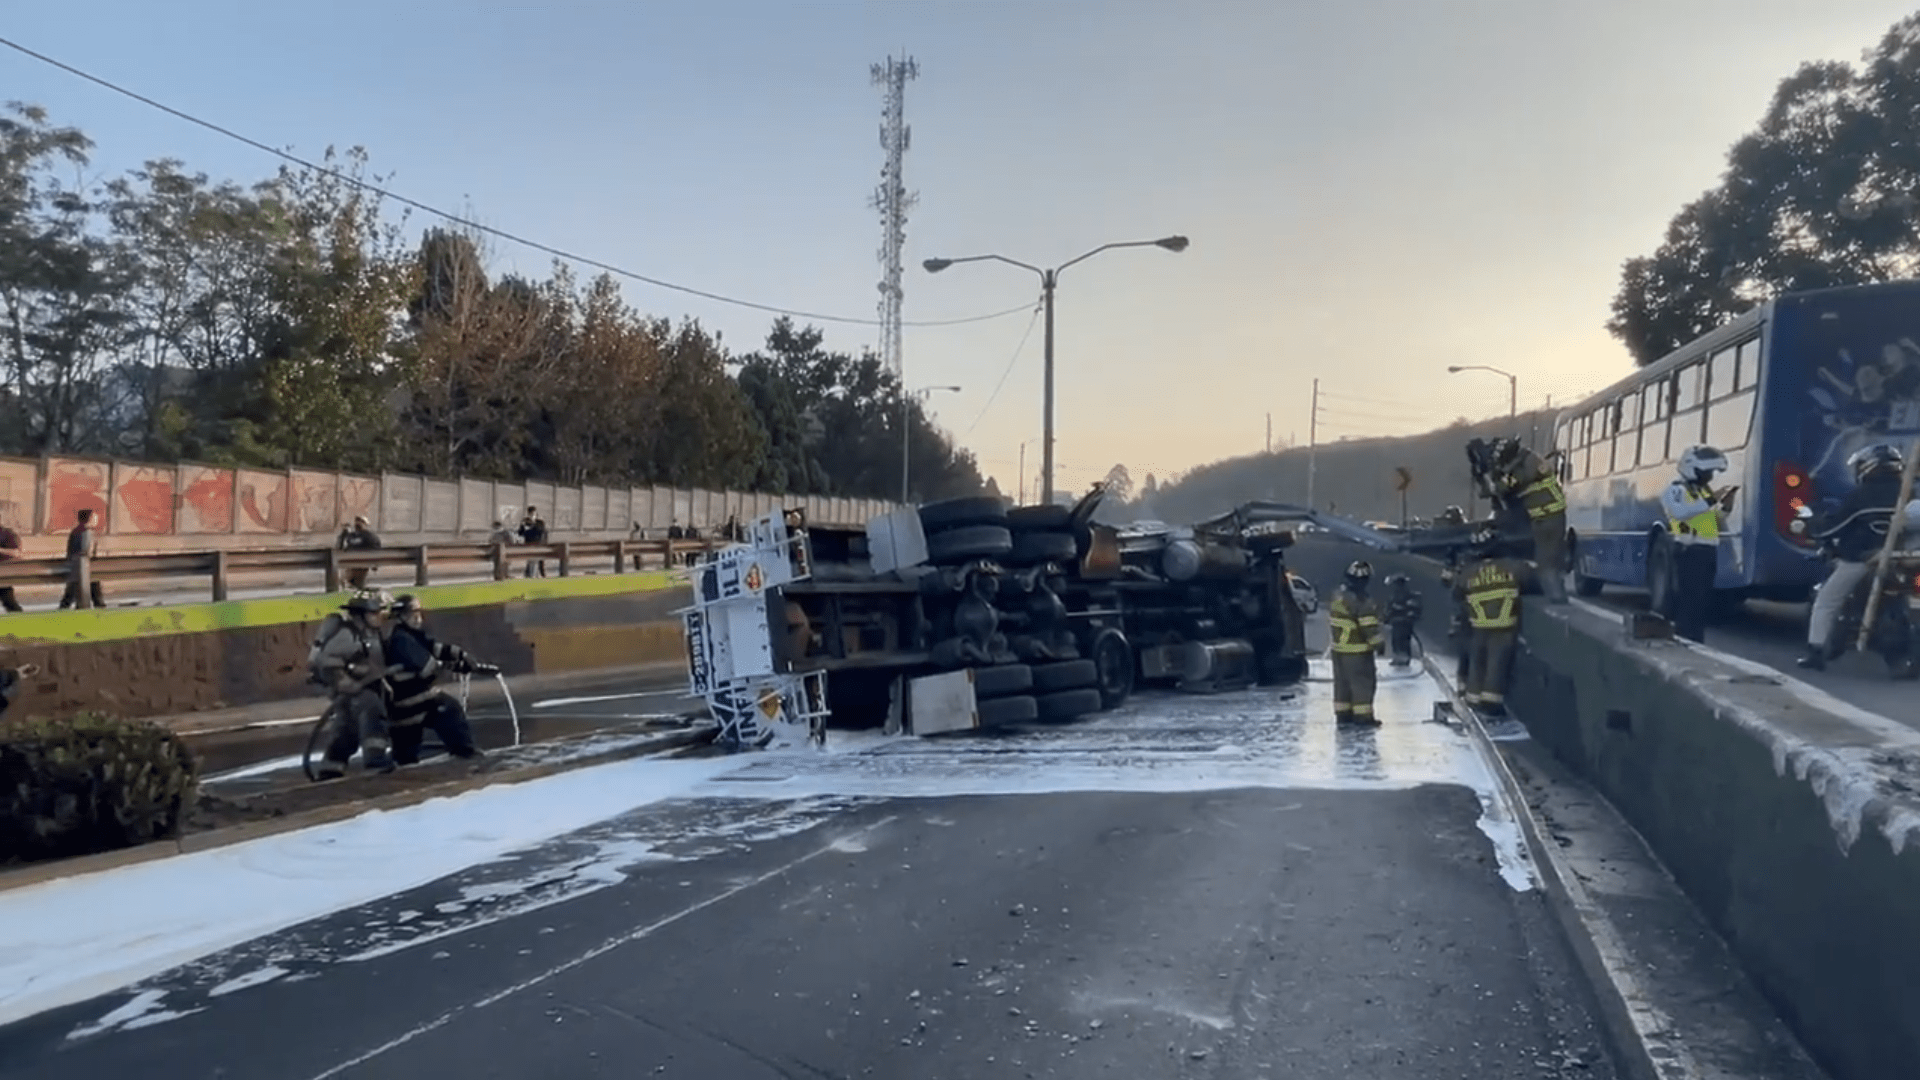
1465,563 -> 1521,629
1329,593 -> 1382,653
1520,475 -> 1565,520
1670,506 -> 1721,541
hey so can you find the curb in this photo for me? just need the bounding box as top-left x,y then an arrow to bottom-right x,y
0,722 -> 717,896
1420,653 -> 1694,1080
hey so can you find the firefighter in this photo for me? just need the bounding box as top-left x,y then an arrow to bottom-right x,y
385,594 -> 497,765
1660,445 -> 1734,644
1383,574 -> 1422,668
308,588 -> 399,778
1327,560 -> 1384,725
1489,437 -> 1569,603
1455,525 -> 1533,717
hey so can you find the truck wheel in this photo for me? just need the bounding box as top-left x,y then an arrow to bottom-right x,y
1010,529 -> 1078,564
1008,504 -> 1072,531
920,496 -> 1009,533
927,525 -> 1013,564
978,694 -> 1038,727
970,662 -> 1033,698
1035,688 -> 1103,723
1032,658 -> 1099,693
1089,629 -> 1134,709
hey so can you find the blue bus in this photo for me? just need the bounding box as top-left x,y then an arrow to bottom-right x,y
1554,280 -> 1920,611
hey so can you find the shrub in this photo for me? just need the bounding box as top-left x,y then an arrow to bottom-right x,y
0,712 -> 199,863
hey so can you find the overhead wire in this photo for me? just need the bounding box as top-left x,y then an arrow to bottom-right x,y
0,34 -> 1032,329
961,298 -> 1045,437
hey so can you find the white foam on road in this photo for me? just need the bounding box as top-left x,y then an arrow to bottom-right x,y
532,690 -> 686,709
0,754 -> 742,1030
18,663 -> 1537,1038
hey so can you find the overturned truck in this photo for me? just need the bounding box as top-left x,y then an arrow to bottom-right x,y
683,487 -> 1395,746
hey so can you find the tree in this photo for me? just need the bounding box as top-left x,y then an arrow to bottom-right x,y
1102,463 -> 1134,501
1609,14 -> 1920,364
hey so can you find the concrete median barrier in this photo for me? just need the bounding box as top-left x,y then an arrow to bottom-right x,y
1288,537 -> 1920,1080
0,570 -> 694,724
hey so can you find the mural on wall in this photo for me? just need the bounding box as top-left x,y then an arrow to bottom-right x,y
45,459 -> 109,533
179,466 -> 236,533
238,470 -> 289,533
113,465 -> 177,535
0,459 -> 37,531
340,475 -> 381,528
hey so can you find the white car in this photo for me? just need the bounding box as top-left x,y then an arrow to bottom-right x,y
1286,571 -> 1318,615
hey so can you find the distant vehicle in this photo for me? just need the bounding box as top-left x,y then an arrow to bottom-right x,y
1554,281 -> 1920,611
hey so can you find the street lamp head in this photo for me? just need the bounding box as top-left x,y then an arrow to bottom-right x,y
1154,235 -> 1190,253
922,258 -> 952,273
1447,366 -> 1464,373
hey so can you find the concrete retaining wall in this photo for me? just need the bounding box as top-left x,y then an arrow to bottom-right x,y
0,572 -> 693,724
1287,538 -> 1920,1080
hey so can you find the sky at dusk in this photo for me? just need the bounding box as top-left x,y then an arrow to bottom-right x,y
7,0 -> 1919,496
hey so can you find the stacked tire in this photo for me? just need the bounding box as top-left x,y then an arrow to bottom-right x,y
919,496 -> 1013,565
1005,504 -> 1080,567
969,662 -> 1038,728
1029,658 -> 1103,723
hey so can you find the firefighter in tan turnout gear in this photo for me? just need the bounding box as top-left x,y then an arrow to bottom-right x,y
1487,437 -> 1568,603
1327,560 -> 1385,725
1453,525 -> 1534,717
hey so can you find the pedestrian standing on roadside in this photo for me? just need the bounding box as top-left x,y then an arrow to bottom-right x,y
338,514 -> 383,589
57,508 -> 104,610
518,506 -> 549,578
0,518 -> 24,613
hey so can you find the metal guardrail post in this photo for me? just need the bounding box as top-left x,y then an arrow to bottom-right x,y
73,554 -> 92,609
558,541 -> 572,578
492,543 -> 508,582
212,549 -> 230,602
614,540 -> 628,574
413,545 -> 431,587
324,548 -> 341,593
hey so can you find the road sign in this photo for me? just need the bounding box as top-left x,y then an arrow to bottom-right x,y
1394,466 -> 1413,492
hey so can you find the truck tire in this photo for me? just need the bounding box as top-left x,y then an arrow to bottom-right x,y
970,662 -> 1033,698
1035,688 -> 1103,723
927,524 -> 1013,564
1032,658 -> 1099,693
920,496 -> 1009,533
978,694 -> 1038,727
1008,504 -> 1072,531
1010,529 -> 1078,564
1089,629 -> 1135,709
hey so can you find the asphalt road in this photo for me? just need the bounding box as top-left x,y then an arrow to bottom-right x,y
0,673 -> 1621,1080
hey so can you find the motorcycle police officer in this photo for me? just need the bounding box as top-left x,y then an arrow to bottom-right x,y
1800,444 -> 1909,671
1660,445 -> 1734,643
1327,560 -> 1385,725
386,594 -> 497,765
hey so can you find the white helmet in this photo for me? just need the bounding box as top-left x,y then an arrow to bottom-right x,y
1678,445 -> 1728,487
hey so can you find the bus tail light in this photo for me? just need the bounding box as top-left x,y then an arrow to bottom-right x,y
1775,461 -> 1815,545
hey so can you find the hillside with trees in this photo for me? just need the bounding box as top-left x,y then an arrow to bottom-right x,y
0,103 -> 985,502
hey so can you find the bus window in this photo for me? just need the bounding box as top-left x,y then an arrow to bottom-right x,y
1670,407 -> 1703,454
1611,428 -> 1635,473
1638,385 -> 1666,464
1735,338 -> 1760,391
1650,375 -> 1671,419
1708,347 -> 1738,400
1674,362 -> 1704,412
1705,389 -> 1756,450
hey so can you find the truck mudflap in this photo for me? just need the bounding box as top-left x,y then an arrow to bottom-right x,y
680,510 -> 833,750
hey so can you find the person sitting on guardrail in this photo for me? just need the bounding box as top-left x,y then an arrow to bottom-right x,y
308,588 -> 400,778
0,520 -> 23,613
57,508 -> 105,610
1384,574 -> 1422,667
384,594 -> 496,766
518,506 -> 549,578
337,515 -> 382,589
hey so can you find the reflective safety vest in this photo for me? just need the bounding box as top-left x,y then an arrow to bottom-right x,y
1519,474 -> 1565,521
1464,561 -> 1521,630
1328,590 -> 1382,654
1667,483 -> 1722,544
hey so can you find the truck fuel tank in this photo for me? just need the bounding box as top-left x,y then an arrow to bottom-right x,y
1179,638 -> 1256,693
1161,537 -> 1251,582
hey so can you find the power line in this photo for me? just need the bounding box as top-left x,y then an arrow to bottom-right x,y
962,298 -> 1045,436
0,34 -> 1031,330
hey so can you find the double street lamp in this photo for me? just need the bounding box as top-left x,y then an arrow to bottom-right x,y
924,235 -> 1189,505
903,384 -> 962,503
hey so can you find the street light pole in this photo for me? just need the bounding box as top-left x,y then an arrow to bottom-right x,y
1447,363 -> 1519,423
924,235 -> 1188,506
902,384 -> 962,503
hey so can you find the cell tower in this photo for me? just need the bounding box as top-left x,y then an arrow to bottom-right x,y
870,54 -> 919,378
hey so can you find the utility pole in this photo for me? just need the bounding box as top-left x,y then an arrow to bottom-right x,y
1307,379 -> 1321,510
1017,442 -> 1026,505
1265,413 -> 1272,454
870,55 -> 918,381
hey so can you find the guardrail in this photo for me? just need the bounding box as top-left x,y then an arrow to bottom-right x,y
0,537 -> 725,607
